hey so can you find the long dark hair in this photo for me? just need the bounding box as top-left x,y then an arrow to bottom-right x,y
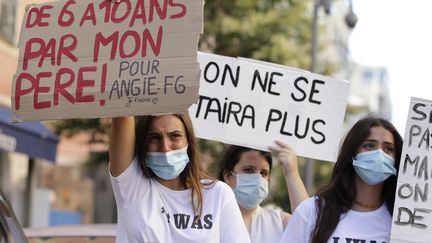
311,116 -> 403,243
134,112 -> 213,216
217,145 -> 272,181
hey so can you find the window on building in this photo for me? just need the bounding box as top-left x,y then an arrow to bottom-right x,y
379,69 -> 389,86
0,0 -> 16,45
361,69 -> 373,83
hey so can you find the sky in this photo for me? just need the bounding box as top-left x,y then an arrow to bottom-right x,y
349,0 -> 432,136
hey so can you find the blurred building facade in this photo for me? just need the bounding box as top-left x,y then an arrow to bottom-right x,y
301,0 -> 394,193
344,64 -> 392,123
318,0 -> 392,127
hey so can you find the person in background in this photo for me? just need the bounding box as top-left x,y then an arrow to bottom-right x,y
109,114 -> 251,243
218,140 -> 309,243
279,116 -> 403,243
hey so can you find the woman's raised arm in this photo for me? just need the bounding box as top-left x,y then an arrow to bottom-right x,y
269,140 -> 309,212
109,117 -> 136,177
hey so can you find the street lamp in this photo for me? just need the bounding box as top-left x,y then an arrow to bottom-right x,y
310,0 -> 357,72
305,0 -> 358,193
345,0 -> 358,29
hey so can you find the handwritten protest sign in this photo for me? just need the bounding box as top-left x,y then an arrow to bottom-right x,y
391,97 -> 432,242
189,52 -> 350,162
12,0 -> 203,121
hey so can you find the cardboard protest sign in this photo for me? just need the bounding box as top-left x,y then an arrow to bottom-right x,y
189,52 -> 350,162
391,97 -> 432,242
12,0 -> 203,121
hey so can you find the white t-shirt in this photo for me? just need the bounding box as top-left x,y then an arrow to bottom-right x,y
279,197 -> 392,243
110,158 -> 251,243
250,206 -> 284,243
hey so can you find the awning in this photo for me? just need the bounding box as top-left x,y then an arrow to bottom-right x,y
0,108 -> 58,161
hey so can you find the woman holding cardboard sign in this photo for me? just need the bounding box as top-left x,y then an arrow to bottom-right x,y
109,114 -> 251,243
218,141 -> 309,243
279,116 -> 403,243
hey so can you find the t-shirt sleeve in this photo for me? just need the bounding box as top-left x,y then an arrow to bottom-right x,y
279,197 -> 316,243
109,157 -> 150,206
218,183 -> 252,243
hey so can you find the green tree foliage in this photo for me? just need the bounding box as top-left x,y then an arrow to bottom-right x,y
53,118 -> 110,143
200,0 -> 313,70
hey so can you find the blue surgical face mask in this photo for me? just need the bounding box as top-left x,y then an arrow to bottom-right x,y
146,146 -> 189,180
232,172 -> 269,209
352,149 -> 396,185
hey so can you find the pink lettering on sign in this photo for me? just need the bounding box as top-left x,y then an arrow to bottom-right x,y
25,5 -> 53,28
14,65 -> 108,110
93,27 -> 163,62
22,34 -> 78,70
100,63 -> 107,106
15,0 -> 193,114
54,67 -> 75,106
98,0 -> 187,26
58,0 -> 76,27
79,3 -> 97,27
